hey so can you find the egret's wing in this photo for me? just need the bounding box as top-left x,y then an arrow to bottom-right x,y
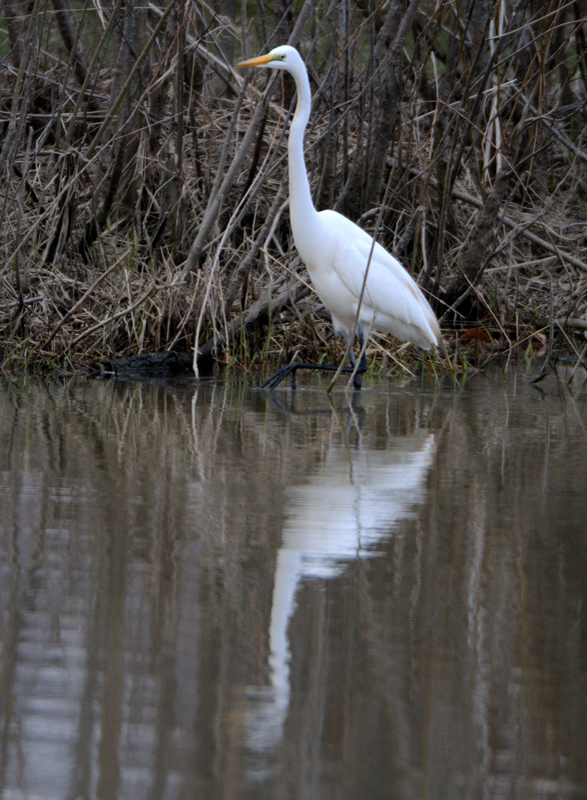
319,211 -> 439,344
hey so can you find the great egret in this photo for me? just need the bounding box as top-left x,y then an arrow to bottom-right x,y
237,46 -> 440,390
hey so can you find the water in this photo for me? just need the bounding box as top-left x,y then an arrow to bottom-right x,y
0,367 -> 586,799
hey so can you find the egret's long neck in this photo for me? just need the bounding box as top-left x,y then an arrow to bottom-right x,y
288,66 -> 319,234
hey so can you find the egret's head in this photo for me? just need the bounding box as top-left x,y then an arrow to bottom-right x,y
236,45 -> 303,73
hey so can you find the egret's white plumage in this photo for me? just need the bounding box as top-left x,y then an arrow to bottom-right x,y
237,45 -> 440,388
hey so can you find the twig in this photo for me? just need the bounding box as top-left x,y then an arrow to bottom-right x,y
70,279 -> 158,348
417,168 -> 587,273
196,283 -> 310,362
41,248 -> 130,348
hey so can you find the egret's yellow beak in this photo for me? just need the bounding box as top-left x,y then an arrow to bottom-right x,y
236,53 -> 277,69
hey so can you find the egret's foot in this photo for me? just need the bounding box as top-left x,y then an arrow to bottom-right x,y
260,361 -> 365,391
260,362 -> 307,390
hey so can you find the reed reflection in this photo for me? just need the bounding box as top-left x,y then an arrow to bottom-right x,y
1,374 -> 586,800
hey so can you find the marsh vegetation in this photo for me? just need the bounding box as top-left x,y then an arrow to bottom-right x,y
1,0 -> 586,374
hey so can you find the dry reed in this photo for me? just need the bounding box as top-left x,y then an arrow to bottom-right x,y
1,0 -> 586,376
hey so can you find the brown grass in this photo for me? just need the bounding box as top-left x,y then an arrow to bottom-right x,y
1,0 -> 586,376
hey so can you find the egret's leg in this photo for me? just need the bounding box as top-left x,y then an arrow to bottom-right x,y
357,324 -> 368,373
261,326 -> 369,391
347,325 -> 368,390
260,361 -> 360,390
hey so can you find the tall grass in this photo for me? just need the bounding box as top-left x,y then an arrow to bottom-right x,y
1,0 -> 586,373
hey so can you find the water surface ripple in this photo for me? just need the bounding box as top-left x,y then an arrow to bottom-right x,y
0,368 -> 586,799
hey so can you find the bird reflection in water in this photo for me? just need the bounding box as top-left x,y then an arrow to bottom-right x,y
245,399 -> 436,778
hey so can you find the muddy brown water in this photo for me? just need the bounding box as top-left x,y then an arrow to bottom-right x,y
1,367 -> 586,799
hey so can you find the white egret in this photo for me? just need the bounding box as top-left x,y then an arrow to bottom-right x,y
237,46 -> 440,389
